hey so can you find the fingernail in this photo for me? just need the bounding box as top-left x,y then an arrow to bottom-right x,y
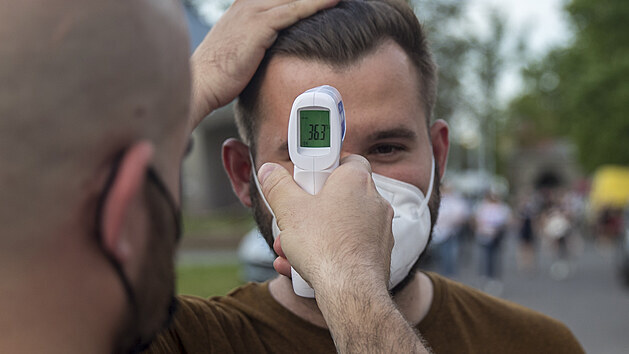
258,163 -> 277,184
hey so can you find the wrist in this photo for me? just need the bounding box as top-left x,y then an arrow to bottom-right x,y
314,277 -> 417,353
313,267 -> 391,310
188,57 -> 217,131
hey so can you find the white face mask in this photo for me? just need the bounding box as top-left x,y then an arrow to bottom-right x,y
372,156 -> 435,290
251,154 -> 435,297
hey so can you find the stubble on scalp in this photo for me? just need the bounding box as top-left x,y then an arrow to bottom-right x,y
0,0 -> 190,244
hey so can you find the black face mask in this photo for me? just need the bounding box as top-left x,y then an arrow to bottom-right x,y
95,151 -> 182,353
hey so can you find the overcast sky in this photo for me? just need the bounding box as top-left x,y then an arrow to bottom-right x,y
467,0 -> 572,102
469,0 -> 571,54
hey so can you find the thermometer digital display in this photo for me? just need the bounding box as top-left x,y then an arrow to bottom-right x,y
299,110 -> 330,148
287,85 -> 345,297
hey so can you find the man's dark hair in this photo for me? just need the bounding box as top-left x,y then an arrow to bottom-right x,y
234,0 -> 437,154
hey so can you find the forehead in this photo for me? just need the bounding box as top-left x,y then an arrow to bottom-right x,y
256,41 -> 427,143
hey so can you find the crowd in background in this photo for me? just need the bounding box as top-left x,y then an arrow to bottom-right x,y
427,177 -> 616,294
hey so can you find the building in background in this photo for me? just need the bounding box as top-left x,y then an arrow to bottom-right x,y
507,139 -> 581,197
181,3 -> 242,213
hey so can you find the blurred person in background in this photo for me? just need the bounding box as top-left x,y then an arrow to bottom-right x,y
432,182 -> 470,276
0,0 -> 431,352
516,191 -> 539,273
474,190 -> 512,294
597,207 -> 623,242
541,205 -> 572,280
540,190 -> 582,281
620,206 -> 629,286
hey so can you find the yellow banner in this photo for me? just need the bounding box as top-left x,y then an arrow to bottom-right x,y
590,165 -> 629,211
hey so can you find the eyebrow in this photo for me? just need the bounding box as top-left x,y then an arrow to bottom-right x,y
366,127 -> 417,141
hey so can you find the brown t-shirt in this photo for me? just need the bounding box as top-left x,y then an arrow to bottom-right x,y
147,272 -> 584,353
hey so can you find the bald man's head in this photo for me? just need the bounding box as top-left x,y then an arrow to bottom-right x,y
0,0 -> 190,246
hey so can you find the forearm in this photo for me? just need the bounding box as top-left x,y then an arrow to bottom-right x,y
315,278 -> 431,354
187,56 -> 214,134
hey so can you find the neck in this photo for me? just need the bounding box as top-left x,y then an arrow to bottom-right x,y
0,256 -> 122,354
268,271 -> 434,328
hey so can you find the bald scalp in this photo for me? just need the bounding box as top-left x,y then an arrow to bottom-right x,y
0,0 -> 190,245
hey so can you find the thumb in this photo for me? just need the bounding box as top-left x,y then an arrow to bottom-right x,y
258,163 -> 307,213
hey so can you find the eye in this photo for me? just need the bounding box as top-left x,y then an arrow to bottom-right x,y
369,144 -> 405,156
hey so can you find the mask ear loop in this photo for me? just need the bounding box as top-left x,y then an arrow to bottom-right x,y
94,150 -> 140,313
249,151 -> 281,238
418,155 -> 436,215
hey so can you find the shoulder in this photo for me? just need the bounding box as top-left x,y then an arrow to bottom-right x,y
146,282 -> 269,354
147,281 -> 337,353
421,272 -> 584,353
172,282 -> 267,323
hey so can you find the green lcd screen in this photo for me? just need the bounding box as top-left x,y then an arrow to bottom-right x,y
299,110 -> 330,148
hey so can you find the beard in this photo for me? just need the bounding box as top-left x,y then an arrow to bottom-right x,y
112,180 -> 179,353
248,160 -> 442,295
249,178 -> 277,252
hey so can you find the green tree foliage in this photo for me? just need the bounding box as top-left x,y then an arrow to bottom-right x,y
509,0 -> 629,172
415,2 -> 518,174
413,0 -> 474,122
413,0 -> 484,173
471,10 -> 508,175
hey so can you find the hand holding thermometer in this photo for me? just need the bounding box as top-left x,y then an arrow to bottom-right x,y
287,85 -> 346,297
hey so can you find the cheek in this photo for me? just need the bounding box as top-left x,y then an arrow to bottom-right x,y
372,164 -> 427,192
370,163 -> 407,182
255,152 -> 294,175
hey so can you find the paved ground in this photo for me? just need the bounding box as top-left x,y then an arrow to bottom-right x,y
427,235 -> 629,354
177,234 -> 629,353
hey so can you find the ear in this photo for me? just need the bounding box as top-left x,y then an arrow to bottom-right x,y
102,141 -> 154,264
430,119 -> 450,181
222,138 -> 254,207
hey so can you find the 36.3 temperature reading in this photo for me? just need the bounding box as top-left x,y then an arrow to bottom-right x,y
300,110 -> 330,148
307,123 -> 327,140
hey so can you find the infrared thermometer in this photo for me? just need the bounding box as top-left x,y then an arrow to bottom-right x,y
287,85 -> 346,297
